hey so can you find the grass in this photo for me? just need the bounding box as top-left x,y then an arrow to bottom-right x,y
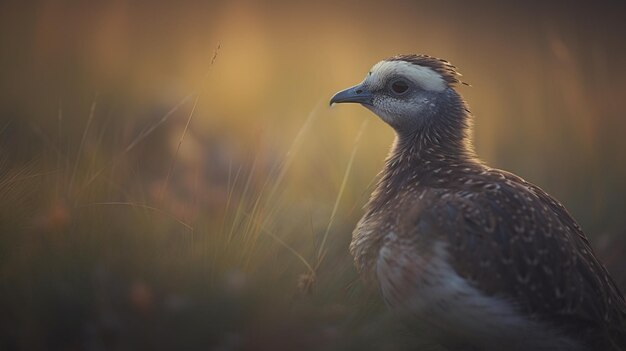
0,75 -> 413,351
160,43 -> 221,201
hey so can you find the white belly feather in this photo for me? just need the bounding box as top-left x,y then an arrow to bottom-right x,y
375,234 -> 583,350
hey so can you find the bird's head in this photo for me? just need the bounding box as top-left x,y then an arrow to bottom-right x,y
330,55 -> 467,134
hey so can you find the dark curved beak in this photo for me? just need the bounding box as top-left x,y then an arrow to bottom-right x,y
329,83 -> 373,106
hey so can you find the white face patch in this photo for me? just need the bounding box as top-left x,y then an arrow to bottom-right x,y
365,60 -> 446,92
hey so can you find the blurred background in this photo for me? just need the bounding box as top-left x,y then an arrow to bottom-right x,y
1,0 -> 625,350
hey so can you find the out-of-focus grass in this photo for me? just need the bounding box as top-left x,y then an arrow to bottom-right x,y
0,95 -> 414,351
1,1 -> 626,350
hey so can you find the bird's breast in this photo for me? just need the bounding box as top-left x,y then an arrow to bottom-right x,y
375,234 -> 451,310
374,238 -> 584,350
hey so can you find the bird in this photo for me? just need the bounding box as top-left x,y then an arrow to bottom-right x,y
330,54 -> 626,351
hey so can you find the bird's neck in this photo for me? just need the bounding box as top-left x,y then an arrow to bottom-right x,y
391,125 -> 475,171
366,101 -> 479,214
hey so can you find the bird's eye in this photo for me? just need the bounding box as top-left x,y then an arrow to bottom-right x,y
390,79 -> 409,95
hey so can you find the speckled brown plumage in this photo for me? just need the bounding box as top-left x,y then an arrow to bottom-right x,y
337,55 -> 626,350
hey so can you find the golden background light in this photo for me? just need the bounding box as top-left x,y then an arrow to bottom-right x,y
0,1 -> 625,349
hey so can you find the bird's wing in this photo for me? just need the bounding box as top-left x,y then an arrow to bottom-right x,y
416,170 -> 625,339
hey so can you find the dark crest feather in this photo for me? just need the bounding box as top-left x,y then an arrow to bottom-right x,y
387,54 -> 470,87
